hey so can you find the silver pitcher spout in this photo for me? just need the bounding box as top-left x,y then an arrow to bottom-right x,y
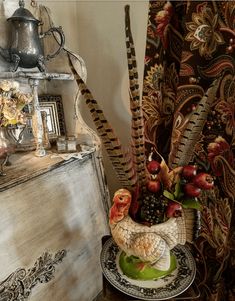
0,0 -> 65,72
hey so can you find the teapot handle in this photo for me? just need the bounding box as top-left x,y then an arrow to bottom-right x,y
42,26 -> 65,60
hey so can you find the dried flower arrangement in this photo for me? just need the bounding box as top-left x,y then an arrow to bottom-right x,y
0,80 -> 33,127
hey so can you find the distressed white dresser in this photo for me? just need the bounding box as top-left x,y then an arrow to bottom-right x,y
0,148 -> 110,301
0,2 -> 111,299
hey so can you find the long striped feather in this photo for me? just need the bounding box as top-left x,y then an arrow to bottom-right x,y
68,55 -> 137,188
171,77 -> 221,167
125,5 -> 147,186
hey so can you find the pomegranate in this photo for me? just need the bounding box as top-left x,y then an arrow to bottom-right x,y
193,173 -> 214,190
166,201 -> 182,218
146,180 -> 161,193
182,165 -> 197,179
147,160 -> 161,174
184,183 -> 201,197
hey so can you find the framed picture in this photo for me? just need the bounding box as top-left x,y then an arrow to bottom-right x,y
39,95 -> 66,140
22,95 -> 66,142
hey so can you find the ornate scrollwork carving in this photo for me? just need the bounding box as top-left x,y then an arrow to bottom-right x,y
0,249 -> 67,301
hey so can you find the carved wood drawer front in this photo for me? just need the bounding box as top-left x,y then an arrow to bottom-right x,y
0,151 -> 109,301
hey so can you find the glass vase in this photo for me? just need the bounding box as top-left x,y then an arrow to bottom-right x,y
0,126 -> 15,176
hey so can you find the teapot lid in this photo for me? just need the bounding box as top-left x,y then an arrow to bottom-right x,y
7,0 -> 40,23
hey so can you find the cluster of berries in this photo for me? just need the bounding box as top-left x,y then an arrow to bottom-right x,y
140,192 -> 168,225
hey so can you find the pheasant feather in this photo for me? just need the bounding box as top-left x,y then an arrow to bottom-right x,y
170,78 -> 221,168
68,56 -> 136,188
125,5 -> 147,186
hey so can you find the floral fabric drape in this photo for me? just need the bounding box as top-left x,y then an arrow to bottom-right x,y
142,1 -> 235,300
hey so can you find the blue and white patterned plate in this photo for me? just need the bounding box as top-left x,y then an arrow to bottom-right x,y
100,237 -> 196,300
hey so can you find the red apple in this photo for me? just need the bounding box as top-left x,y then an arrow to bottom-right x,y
147,160 -> 161,174
166,201 -> 182,218
193,173 -> 214,190
146,180 -> 161,193
182,165 -> 197,179
184,183 -> 201,197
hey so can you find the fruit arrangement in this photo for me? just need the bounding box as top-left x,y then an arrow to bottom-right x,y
132,153 -> 214,226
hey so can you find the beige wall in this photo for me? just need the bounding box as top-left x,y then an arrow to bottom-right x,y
4,0 -> 149,196
45,0 -> 149,195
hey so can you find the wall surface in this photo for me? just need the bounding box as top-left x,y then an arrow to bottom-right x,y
41,0 -> 149,196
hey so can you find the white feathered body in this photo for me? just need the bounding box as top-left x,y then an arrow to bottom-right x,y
110,213 -> 188,270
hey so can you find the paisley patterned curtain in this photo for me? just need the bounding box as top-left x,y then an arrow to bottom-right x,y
142,1 -> 235,300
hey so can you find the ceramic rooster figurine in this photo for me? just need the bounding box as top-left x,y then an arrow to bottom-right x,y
109,188 -> 194,271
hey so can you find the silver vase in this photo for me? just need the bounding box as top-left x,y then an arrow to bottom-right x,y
7,124 -> 36,151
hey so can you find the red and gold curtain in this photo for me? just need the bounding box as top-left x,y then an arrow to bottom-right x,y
142,1 -> 235,300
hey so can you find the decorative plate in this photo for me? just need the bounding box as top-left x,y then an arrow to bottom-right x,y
100,237 -> 196,300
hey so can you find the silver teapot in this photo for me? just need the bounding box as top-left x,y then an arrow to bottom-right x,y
0,0 -> 65,72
